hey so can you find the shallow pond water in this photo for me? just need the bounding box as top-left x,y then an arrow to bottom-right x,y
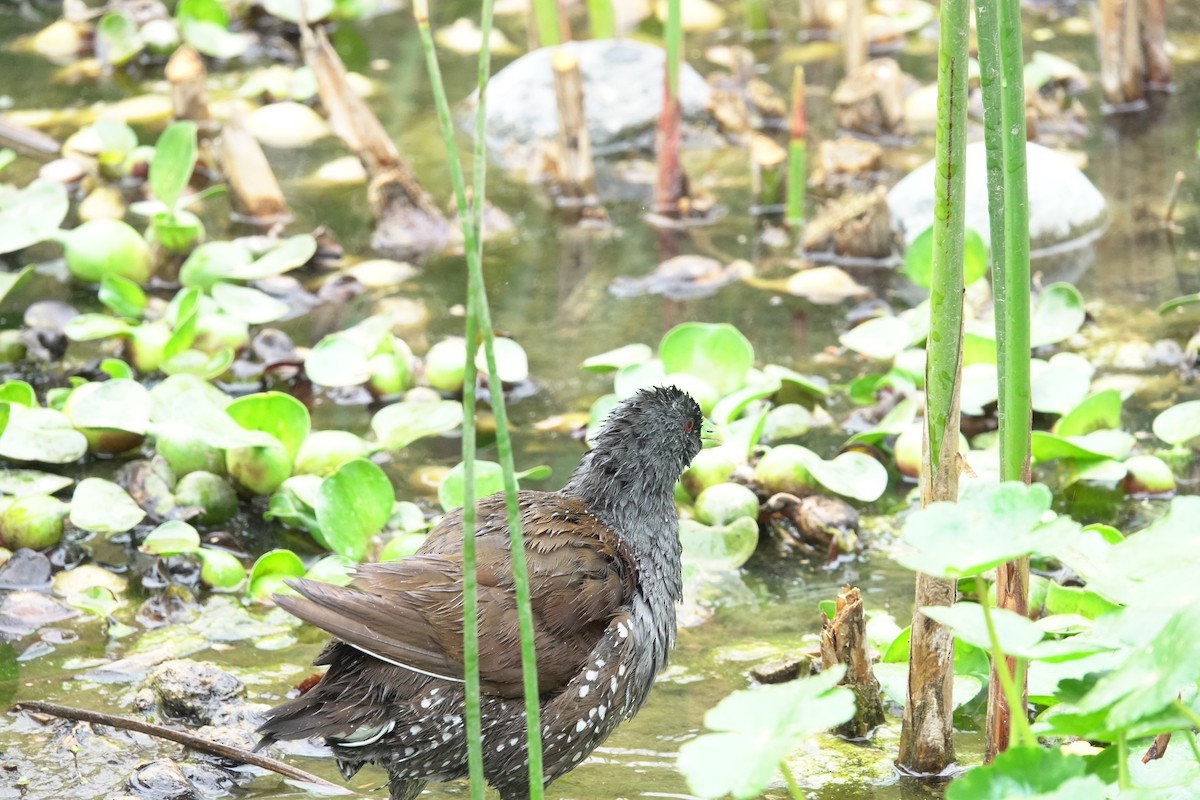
1,1 -> 1200,799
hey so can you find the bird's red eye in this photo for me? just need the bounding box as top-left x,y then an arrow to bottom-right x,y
684,420 -> 694,433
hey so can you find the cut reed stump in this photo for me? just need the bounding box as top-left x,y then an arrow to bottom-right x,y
300,23 -> 451,257
550,48 -> 606,224
1140,0 -> 1170,89
820,586 -> 886,739
165,45 -> 213,132
1098,0 -> 1145,109
218,107 -> 291,224
654,72 -> 689,218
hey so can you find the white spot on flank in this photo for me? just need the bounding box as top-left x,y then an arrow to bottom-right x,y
404,747 -> 415,757
585,670 -> 598,681
410,725 -> 422,735
579,684 -> 589,698
509,737 -> 519,746
618,664 -> 627,677
616,623 -> 628,639
610,676 -> 618,692
572,751 -> 583,761
598,705 -> 606,719
595,658 -> 605,667
497,743 -> 505,752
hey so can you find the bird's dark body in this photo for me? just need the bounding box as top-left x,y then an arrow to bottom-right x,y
258,387 -> 704,799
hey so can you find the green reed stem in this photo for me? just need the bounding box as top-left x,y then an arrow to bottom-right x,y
779,761 -> 804,799
533,0 -> 562,47
1118,732 -> 1131,789
744,0 -> 770,33
924,0 -> 968,472
974,577 -> 1036,748
665,0 -> 681,100
415,1 -> 543,797
586,0 -> 615,38
786,66 -> 807,228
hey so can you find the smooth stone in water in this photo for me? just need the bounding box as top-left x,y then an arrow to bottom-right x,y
887,141 -> 1107,258
467,39 -> 712,168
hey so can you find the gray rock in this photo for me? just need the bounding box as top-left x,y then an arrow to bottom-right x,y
887,141 -> 1108,258
465,40 -> 712,169
143,659 -> 245,727
128,759 -> 198,800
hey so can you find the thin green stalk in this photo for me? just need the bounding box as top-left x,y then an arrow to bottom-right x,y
744,0 -> 770,34
532,0 -> 561,47
1118,732 -> 1131,789
786,66 -> 807,228
586,0 -> 615,38
415,2 -> 544,798
974,577 -> 1035,748
779,761 -> 803,800
664,0 -> 681,100
1185,729 -> 1200,766
412,3 -> 485,795
1173,700 -> 1200,733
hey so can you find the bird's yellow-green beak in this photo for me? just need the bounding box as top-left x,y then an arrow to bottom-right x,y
700,420 -> 722,448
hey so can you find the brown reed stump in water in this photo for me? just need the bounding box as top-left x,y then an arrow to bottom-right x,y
165,46 -> 213,131
1140,0 -> 1170,89
551,48 -> 607,224
1098,0 -> 1145,109
833,59 -> 907,137
218,107 -> 291,224
820,586 -> 886,739
300,23 -> 451,257
843,0 -> 868,75
654,75 -> 689,219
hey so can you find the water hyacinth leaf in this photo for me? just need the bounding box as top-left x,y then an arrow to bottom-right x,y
845,397 -> 918,447
247,548 -> 305,601
164,287 -> 201,360
231,234 -> 318,281
149,122 -> 197,210
762,364 -> 831,399
0,381 -> 34,408
1030,282 -> 1086,348
585,394 -> 619,443
677,666 -> 854,800
1030,430 -> 1135,463
140,520 -> 201,554
371,399 -> 462,450
921,603 -> 1045,658
150,388 -> 268,450
305,333 -> 372,387
789,448 -> 888,502
0,266 -> 33,307
896,482 -> 1070,578
1054,390 -> 1122,437
179,241 -> 255,289
960,362 -> 999,416
64,313 -> 134,342
0,469 -> 73,497
709,376 -> 782,427
945,746 -> 1105,800
660,323 -> 753,395
1151,400 -> 1200,446
197,548 -> 245,590
177,0 -> 228,26
476,337 -> 528,384
67,585 -> 123,619
0,406 -> 88,463
873,663 -> 984,710
839,316 -> 917,361
211,282 -> 289,325
1043,583 -> 1122,620
0,180 -> 69,254
315,459 -> 395,561
226,391 -> 311,461
161,346 -> 234,380
721,409 -> 768,460
1157,292 -> 1200,315
679,517 -> 759,570
1031,353 -> 1094,415
581,343 -> 652,373
98,274 -> 147,319
438,461 -> 550,512
261,0 -> 336,22
69,478 -> 146,533
96,11 -> 142,67
0,149 -> 13,172
63,379 -> 151,435
379,532 -> 428,561
304,554 -> 353,586
903,225 -> 987,289
265,475 -> 323,541
0,403 -> 8,439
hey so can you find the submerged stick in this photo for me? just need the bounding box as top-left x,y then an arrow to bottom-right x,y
9,700 -> 349,793
218,107 -> 291,224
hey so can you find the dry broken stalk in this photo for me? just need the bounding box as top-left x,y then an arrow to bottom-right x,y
218,107 -> 291,224
1140,0 -> 1170,88
844,0 -> 868,74
165,45 -> 213,131
300,22 -> 450,257
551,48 -> 606,223
820,586 -> 886,738
1098,0 -> 1146,108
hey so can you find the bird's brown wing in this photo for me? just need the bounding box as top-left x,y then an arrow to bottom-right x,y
277,491 -> 636,697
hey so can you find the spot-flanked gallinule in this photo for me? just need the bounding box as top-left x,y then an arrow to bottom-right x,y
258,386 -> 707,799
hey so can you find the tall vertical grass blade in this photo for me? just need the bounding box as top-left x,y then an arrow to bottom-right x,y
415,0 -> 544,797
533,0 -> 562,47
786,66 -> 807,228
664,0 -> 681,98
975,0 -> 1033,761
586,0 -> 616,38
897,0 -> 969,775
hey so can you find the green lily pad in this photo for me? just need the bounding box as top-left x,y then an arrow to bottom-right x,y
0,406 -> 88,463
211,282 -> 289,324
69,478 -> 147,533
1054,390 -> 1122,437
140,520 -> 202,554
226,391 -> 310,461
660,323 -> 753,396
896,482 -> 1074,578
1030,282 -> 1086,348
945,746 -> 1105,800
679,517 -> 759,570
371,399 -> 462,450
438,461 -> 551,512
677,666 -> 854,800
581,343 -> 652,373
476,337 -> 529,384
315,459 -> 396,561
1152,400 -> 1200,447
0,180 -> 69,254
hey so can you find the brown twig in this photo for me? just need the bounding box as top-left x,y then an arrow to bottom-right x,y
9,701 -> 350,794
1163,170 -> 1184,228
1142,731 -> 1172,763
